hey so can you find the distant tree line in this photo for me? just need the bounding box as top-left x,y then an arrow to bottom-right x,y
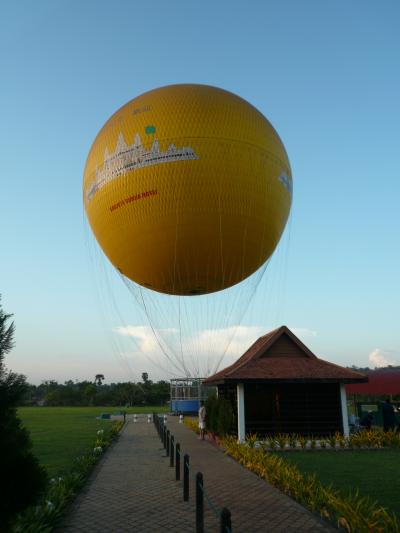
21,372 -> 170,407
19,366 -> 400,407
348,365 -> 400,373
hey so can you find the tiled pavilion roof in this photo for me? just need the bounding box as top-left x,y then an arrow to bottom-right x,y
204,326 -> 367,385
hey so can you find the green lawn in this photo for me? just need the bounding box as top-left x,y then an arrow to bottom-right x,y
18,406 -> 167,476
280,450 -> 400,517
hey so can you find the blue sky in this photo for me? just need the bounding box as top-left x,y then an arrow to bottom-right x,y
1,1 -> 399,384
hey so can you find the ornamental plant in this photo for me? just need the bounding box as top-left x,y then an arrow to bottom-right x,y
383,429 -> 400,448
328,434 -> 337,449
298,435 -> 308,449
183,417 -> 200,434
223,436 -> 400,532
246,433 -> 258,448
12,420 -> 123,532
275,433 -> 288,449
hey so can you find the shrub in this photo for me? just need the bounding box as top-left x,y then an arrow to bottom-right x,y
205,394 -> 218,434
205,395 -> 234,437
216,398 -> 234,437
0,297 -> 48,529
0,405 -> 48,529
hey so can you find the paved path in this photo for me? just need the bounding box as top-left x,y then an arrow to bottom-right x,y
58,416 -> 335,532
58,418 -> 195,532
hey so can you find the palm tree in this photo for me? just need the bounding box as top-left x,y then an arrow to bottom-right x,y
95,374 -> 105,386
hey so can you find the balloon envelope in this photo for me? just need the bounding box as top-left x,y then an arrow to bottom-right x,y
83,84 -> 292,295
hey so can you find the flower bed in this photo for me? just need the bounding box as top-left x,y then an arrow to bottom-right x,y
223,435 -> 400,532
12,420 -> 124,532
248,429 -> 400,451
182,417 -> 400,530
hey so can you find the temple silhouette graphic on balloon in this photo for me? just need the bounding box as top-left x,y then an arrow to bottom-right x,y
87,132 -> 199,200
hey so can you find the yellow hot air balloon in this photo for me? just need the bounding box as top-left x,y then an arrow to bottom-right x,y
83,84 -> 292,296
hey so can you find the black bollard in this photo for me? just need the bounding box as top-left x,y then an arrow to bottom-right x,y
166,429 -> 170,457
220,507 -> 232,533
176,443 -> 181,481
196,472 -> 204,533
163,425 -> 167,448
170,435 -> 174,467
183,453 -> 189,501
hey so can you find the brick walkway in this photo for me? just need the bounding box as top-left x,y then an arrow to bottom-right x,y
58,416 -> 335,532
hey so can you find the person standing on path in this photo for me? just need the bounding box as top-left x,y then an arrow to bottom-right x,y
382,398 -> 396,432
198,400 -> 206,440
360,411 -> 373,430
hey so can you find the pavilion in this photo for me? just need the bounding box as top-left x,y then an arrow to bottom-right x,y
203,326 -> 367,440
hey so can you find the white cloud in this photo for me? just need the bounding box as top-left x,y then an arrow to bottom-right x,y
289,327 -> 317,338
368,348 -> 399,368
113,323 -> 266,377
110,324 -> 325,378
114,325 -> 163,353
193,325 -> 265,356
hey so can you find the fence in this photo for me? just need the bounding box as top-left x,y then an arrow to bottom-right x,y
153,413 -> 232,533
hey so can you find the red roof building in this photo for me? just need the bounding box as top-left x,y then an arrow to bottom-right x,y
204,326 -> 367,439
346,369 -> 400,396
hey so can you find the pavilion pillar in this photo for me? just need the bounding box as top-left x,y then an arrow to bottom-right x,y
237,383 -> 246,443
340,384 -> 349,436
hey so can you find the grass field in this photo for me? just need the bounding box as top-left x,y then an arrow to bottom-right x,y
18,406 -> 167,476
280,450 -> 400,517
